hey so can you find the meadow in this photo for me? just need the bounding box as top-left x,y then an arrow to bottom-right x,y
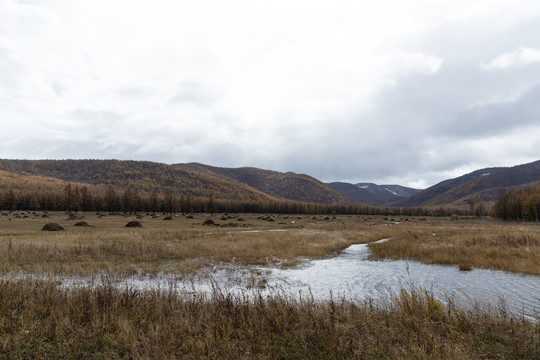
0,211 -> 539,358
1,211 -> 539,276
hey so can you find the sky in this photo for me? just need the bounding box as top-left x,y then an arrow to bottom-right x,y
1,0 -> 540,188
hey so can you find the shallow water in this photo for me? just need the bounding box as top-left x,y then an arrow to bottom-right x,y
11,239 -> 540,319
268,241 -> 540,319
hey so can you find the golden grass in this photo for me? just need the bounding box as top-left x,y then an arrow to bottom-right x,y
0,212 -> 381,276
368,217 -> 540,275
1,213 -> 539,358
0,279 -> 538,359
2,212 -> 540,276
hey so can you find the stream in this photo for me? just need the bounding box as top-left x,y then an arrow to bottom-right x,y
268,240 -> 540,319
13,239 -> 540,320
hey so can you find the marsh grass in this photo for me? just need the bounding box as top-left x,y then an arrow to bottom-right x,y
2,214 -> 540,276
0,279 -> 537,359
0,213 -> 379,276
1,214 -> 539,358
369,217 -> 540,275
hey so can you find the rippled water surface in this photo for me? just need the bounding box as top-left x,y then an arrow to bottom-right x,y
16,240 -> 540,319
268,241 -> 540,319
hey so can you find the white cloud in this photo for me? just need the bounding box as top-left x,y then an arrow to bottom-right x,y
1,0 -> 540,187
482,48 -> 540,70
389,50 -> 442,76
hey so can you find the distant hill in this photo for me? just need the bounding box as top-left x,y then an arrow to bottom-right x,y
0,159 -> 353,206
0,159 -> 277,203
176,163 -> 352,204
380,185 -> 422,198
1,158 -> 539,211
327,182 -> 421,206
392,160 -> 540,208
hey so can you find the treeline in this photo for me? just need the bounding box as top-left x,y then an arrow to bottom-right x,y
491,186 -> 540,221
0,183 -> 468,217
0,159 -> 277,204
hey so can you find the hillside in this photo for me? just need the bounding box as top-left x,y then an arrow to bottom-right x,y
326,182 -> 420,206
381,185 -> 422,198
0,159 -> 277,203
176,163 -> 352,204
393,160 -> 540,208
2,158 -> 539,212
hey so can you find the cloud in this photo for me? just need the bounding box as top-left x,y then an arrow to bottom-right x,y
2,0 -> 540,188
387,50 -> 442,77
482,48 -> 540,70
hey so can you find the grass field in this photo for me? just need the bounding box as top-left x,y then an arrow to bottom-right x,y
0,211 -> 539,358
1,211 -> 539,275
367,216 -> 540,275
0,211 -> 381,276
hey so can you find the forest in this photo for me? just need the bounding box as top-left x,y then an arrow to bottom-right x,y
491,186 -> 540,221
0,181 -> 468,217
0,159 -> 499,217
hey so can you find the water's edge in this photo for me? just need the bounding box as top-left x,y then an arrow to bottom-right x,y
4,239 -> 540,320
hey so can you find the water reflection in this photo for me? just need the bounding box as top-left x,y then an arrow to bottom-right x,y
11,240 -> 540,320
268,241 -> 540,319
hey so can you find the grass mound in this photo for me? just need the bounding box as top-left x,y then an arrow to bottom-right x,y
42,223 -> 64,231
125,221 -> 143,228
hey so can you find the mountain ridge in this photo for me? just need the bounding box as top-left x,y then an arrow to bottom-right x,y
391,160 -> 540,208
174,163 -> 352,204
326,182 -> 421,206
1,158 -> 539,210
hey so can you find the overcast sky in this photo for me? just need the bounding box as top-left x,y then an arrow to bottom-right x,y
1,0 -> 540,188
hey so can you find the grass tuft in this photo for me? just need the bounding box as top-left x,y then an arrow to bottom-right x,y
0,280 -> 538,359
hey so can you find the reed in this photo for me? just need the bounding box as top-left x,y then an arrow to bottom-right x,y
0,279 -> 537,359
368,217 -> 540,275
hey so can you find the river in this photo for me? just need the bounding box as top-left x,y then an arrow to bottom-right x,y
14,239 -> 540,320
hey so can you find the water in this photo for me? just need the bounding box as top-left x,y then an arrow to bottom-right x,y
268,241 -> 540,319
11,239 -> 540,319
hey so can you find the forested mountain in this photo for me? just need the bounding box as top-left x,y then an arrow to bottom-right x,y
0,159 -> 275,203
1,158 -> 540,214
392,160 -> 540,208
0,159 -> 364,214
380,185 -> 422,198
176,163 -> 352,204
326,182 -> 420,206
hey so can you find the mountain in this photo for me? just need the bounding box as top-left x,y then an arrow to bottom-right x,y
175,163 -> 352,204
326,182 -> 421,206
2,158 -> 539,211
380,185 -> 422,198
0,159 -> 352,205
0,159 -> 277,203
392,160 -> 540,208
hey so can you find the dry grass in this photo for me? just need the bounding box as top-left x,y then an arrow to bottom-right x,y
0,212 -> 381,276
369,217 -> 540,275
1,214 -> 539,358
0,279 -> 537,359
2,213 -> 540,276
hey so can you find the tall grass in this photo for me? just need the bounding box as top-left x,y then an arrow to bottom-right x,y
0,279 -> 537,359
369,217 -> 540,275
